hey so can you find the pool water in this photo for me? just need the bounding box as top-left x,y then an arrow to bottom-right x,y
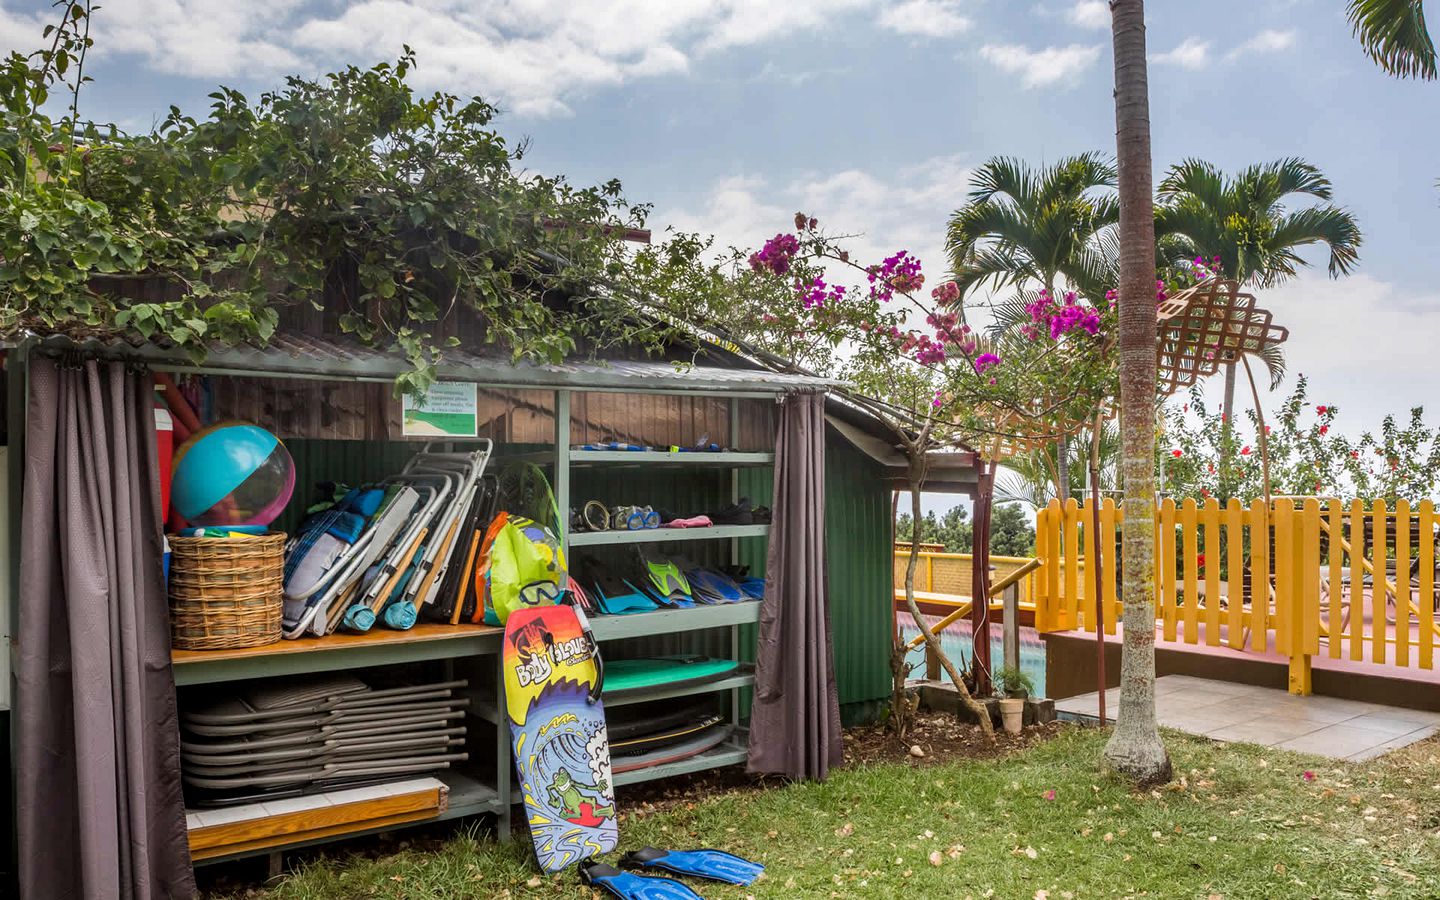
897,615 -> 1048,698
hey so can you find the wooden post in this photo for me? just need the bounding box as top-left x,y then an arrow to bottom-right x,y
1002,580 -> 1021,674
970,462 -> 995,696
925,641 -> 941,681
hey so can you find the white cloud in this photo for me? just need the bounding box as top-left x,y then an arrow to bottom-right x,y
1232,273 -> 1440,436
1066,0 -> 1109,30
1228,28 -> 1296,60
662,154 -> 975,289
0,0 -> 879,119
979,42 -> 1102,88
0,3 -> 50,52
877,0 -> 972,38
1151,37 -> 1211,69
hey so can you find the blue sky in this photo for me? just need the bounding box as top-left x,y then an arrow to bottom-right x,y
3,0 -> 1438,452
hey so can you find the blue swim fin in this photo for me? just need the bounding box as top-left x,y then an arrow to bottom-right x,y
621,847 -> 765,886
578,861 -> 704,899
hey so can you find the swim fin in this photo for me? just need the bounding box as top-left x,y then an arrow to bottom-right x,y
639,550 -> 693,604
578,860 -> 704,900
621,847 -> 765,886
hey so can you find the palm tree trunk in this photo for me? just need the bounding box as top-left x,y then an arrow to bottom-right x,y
1103,0 -> 1172,786
1219,361 -> 1237,499
1057,435 -> 1072,502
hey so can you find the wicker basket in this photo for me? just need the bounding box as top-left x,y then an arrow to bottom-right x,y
168,533 -> 286,651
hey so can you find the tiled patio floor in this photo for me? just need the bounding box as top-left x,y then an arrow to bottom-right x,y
1055,675 -> 1440,761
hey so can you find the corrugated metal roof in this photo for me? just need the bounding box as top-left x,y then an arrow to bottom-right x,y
9,330 -> 838,394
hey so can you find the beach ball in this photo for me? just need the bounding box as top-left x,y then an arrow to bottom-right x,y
171,422 -> 295,527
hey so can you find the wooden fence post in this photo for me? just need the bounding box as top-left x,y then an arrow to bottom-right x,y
1003,580 -> 1021,674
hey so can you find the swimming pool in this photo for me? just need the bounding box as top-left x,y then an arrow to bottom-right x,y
897,615 -> 1048,698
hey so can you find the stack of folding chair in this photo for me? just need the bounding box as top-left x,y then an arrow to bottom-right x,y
180,674 -> 470,806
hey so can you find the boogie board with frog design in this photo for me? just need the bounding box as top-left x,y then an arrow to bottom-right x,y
503,602 -> 616,872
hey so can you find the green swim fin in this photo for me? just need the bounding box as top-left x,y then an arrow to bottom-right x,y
639,550 -> 692,605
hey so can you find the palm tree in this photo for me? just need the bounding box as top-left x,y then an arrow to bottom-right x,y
1104,0 -> 1173,786
1155,158 -> 1362,497
947,154 -> 1120,500
996,424 -> 1119,509
1348,0 -> 1436,79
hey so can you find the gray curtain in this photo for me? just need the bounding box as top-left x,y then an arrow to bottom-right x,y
16,358 -> 195,899
747,389 -> 842,780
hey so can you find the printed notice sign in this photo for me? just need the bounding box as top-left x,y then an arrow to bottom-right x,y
402,382 -> 478,437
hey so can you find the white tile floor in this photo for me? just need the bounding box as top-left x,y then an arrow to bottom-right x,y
1055,675 -> 1440,761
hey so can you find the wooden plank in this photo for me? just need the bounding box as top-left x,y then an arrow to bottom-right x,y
1226,498 -> 1244,649
1180,499 -> 1200,644
1422,500 -> 1436,670
1396,499 -> 1412,667
189,786 -> 445,859
1302,499 -> 1321,656
1373,500 -> 1388,665
1327,500 -> 1344,659
1350,500 -> 1366,662
1160,499 -> 1177,642
1035,505 -> 1051,631
172,622 -> 503,667
1100,497 -> 1118,634
1249,499 -> 1268,651
1201,498 -> 1221,646
1064,499 -> 1081,632
1273,499 -> 1293,656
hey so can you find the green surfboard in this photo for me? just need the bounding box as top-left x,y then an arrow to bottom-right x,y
602,656 -> 739,698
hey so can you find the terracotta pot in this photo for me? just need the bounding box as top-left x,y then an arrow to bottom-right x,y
999,697 -> 1025,734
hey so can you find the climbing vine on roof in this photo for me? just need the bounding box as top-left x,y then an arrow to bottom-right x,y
0,3 -> 668,392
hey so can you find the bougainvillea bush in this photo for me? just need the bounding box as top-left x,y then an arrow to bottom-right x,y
1159,376 -> 1440,503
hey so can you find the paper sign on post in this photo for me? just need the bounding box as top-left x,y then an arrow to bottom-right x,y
402,382 -> 478,437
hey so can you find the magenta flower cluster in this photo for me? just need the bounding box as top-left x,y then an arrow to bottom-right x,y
1021,289 -> 1101,341
867,250 -> 924,301
930,279 -> 961,306
799,275 -> 846,310
974,352 -> 1001,375
899,331 -> 947,365
748,233 -> 800,276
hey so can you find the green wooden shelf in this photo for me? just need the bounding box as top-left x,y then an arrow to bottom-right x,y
507,450 -> 773,468
588,601 -> 760,641
569,524 -> 768,547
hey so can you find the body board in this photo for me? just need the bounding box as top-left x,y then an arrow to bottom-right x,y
603,657 -> 739,699
503,605 -> 618,873
611,724 -> 733,774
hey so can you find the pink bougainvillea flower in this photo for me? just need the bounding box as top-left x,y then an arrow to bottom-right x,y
974,352 -> 1001,374
1043,789 -> 1056,801
1302,770 -> 1315,782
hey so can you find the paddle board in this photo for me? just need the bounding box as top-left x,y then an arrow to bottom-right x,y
612,724 -> 733,774
503,604 -> 618,873
612,714 -> 725,757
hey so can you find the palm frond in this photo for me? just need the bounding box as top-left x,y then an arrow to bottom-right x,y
1256,343 -> 1287,390
1348,0 -> 1438,80
1269,205 -> 1364,278
967,157 -> 1037,207
1157,159 -> 1226,209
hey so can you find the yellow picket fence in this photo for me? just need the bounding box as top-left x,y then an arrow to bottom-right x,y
1035,497 -> 1440,693
891,551 -> 1040,605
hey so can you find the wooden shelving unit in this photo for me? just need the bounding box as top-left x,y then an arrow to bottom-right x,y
169,389 -> 770,861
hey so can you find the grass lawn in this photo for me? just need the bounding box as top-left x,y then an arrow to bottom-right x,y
207,724 -> 1440,899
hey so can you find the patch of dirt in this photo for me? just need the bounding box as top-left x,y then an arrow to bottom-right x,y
613,713 -> 1068,819
844,711 -> 1067,768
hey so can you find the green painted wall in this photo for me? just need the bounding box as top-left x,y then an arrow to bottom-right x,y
740,432 -> 893,723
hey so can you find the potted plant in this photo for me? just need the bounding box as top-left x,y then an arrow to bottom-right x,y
995,666 -> 1035,734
